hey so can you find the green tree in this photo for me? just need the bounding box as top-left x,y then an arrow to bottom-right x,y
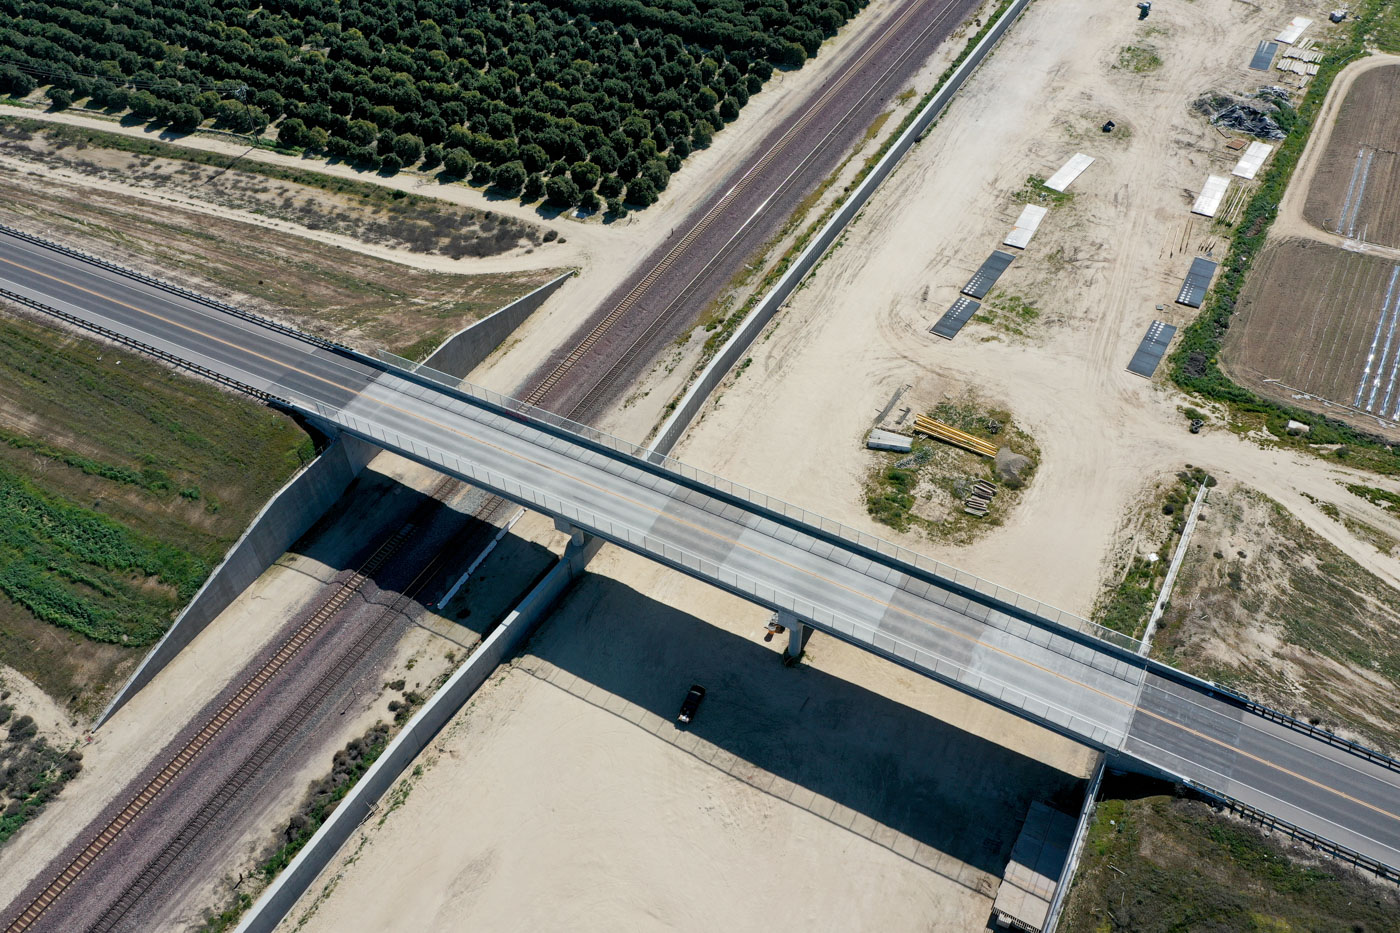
392,132 -> 424,165
570,160 -> 600,190
625,176 -> 657,207
545,174 -> 580,206
493,159 -> 527,191
46,86 -> 74,110
523,172 -> 544,200
442,147 -> 473,177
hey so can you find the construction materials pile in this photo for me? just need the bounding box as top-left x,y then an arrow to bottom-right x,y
910,415 -> 999,457
964,480 -> 998,516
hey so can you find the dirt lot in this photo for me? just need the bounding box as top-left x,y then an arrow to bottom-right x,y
284,546 -> 1096,933
665,0 -> 1392,623
1153,479 -> 1400,754
1223,236 -> 1400,419
1302,62 -> 1400,248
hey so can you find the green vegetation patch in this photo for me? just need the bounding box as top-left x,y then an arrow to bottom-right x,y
0,694 -> 83,849
1095,468 -> 1214,639
1013,173 -> 1074,207
1170,0 -> 1400,476
863,398 -> 1039,544
0,314 -> 312,704
0,0 -> 871,211
0,466 -> 205,644
1063,787 -> 1400,932
1116,44 -> 1163,73
974,289 -> 1041,338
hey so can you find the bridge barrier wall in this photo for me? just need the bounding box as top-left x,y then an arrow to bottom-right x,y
1044,754 -> 1106,932
650,0 -> 1035,457
420,273 -> 571,378
95,433 -> 378,728
233,534 -> 603,933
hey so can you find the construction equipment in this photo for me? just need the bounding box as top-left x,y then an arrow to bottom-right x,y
911,415 -> 999,458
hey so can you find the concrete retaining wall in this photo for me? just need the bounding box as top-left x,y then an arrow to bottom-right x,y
96,433 -> 379,727
421,273 -> 571,378
652,0 -> 1033,455
234,534 -> 602,933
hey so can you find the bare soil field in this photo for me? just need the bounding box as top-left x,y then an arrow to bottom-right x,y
1302,63 -> 1400,248
0,161 -> 562,357
1153,480 -> 1400,755
1222,236 -> 1400,421
285,547 -> 1096,933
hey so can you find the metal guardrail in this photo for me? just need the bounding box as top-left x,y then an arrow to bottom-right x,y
0,222 -> 356,356
0,285 -> 283,405
1243,701 -> 1400,776
1185,780 -> 1400,884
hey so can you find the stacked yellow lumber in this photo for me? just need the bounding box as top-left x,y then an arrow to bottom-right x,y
911,415 -> 999,458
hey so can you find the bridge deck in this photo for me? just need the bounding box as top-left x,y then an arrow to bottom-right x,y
2,226 -> 1398,872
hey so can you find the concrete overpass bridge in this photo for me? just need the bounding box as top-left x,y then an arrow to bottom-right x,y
2,225 -> 1399,878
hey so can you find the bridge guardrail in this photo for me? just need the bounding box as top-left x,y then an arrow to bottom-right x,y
367,348 -> 1148,656
1183,779 -> 1400,884
0,285 -> 283,405
1243,701 -> 1400,776
0,222 -> 356,356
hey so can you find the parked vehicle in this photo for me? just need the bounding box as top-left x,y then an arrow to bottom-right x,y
677,684 -> 707,724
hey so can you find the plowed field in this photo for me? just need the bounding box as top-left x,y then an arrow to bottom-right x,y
1222,237 -> 1400,420
1302,63 -> 1400,248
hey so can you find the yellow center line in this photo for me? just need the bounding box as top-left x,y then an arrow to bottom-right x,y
7,248 -> 1400,832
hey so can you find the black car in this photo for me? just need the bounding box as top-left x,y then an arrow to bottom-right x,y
677,684 -> 707,724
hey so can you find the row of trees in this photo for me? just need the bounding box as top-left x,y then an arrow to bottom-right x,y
0,0 -> 867,209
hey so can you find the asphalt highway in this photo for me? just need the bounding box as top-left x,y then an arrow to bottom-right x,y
2,227 -> 1398,873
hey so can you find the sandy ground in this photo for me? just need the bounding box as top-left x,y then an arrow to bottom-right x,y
286,546 -> 1095,933
666,0 -> 1400,618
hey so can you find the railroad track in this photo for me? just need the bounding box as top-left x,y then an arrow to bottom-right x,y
85,485 -> 511,932
522,0 -> 942,409
566,0 -> 970,419
3,518 -> 419,933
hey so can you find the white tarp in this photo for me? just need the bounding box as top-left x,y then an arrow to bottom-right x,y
1003,204 -> 1048,249
1192,175 -> 1231,217
1232,141 -> 1273,179
1276,16 -> 1312,43
1044,153 -> 1094,192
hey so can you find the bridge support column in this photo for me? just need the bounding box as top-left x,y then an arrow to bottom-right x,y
782,611 -> 810,662
554,517 -> 593,567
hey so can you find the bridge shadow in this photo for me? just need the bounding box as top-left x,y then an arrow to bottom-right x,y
282,461 -> 551,643
525,571 -> 1088,879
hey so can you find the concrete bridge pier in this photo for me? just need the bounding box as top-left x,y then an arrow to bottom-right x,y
780,611 -> 811,661
553,517 -> 594,565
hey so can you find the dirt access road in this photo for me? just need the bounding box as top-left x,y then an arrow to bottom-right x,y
665,0 -> 1400,622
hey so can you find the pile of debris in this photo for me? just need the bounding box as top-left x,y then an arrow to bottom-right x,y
964,480 -> 998,516
1193,88 -> 1292,140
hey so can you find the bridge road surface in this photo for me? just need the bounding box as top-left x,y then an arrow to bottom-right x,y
2,227 -> 1399,873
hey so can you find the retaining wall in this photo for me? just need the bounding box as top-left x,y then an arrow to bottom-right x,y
96,433 -> 379,727
421,273 -> 571,378
233,534 -> 602,933
652,0 -> 1033,455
